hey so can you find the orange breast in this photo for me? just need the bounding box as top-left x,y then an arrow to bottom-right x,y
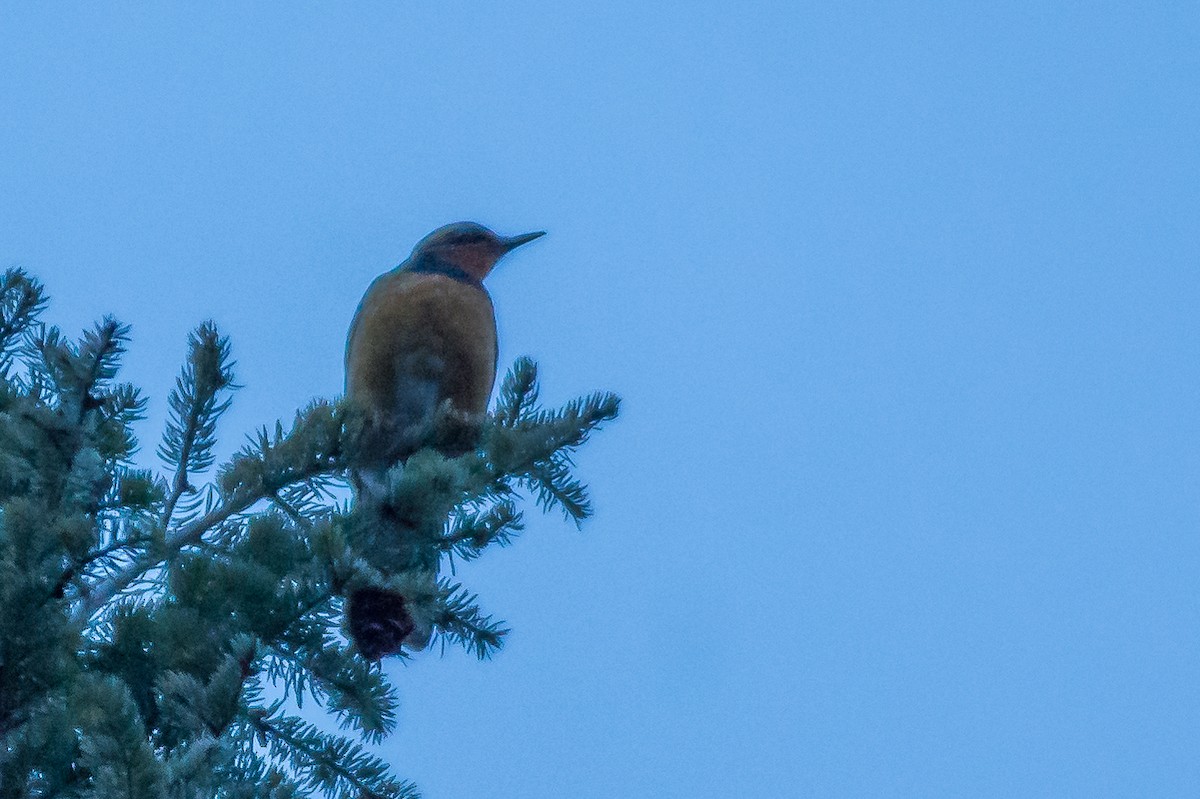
346,269 -> 498,419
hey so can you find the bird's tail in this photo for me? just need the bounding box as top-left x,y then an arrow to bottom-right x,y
345,465 -> 436,659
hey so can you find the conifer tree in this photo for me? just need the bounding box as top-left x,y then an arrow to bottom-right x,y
0,268 -> 619,798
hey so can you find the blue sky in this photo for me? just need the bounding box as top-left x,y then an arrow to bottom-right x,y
2,3 -> 1198,796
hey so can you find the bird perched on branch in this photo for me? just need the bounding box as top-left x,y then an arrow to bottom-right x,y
343,221 -> 545,659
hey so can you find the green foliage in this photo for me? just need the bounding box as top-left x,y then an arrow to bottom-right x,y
158,321 -> 236,526
0,269 -> 620,797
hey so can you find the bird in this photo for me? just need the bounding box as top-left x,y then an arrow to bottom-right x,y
343,221 -> 545,659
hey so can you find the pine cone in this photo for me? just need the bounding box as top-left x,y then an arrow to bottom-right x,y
347,587 -> 415,661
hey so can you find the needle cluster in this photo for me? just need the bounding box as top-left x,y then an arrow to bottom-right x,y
0,269 -> 619,798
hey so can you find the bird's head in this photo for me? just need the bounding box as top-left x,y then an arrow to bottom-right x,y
411,222 -> 546,282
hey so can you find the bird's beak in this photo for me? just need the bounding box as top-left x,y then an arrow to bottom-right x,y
501,231 -> 547,252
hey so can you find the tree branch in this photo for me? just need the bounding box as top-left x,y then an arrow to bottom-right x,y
54,533 -> 150,600
71,491 -> 260,625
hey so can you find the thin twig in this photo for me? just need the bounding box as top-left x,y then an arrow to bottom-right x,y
271,491 -> 313,531
244,713 -> 385,797
53,534 -> 150,599
161,412 -> 201,527
160,463 -> 193,529
72,491 -> 261,624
